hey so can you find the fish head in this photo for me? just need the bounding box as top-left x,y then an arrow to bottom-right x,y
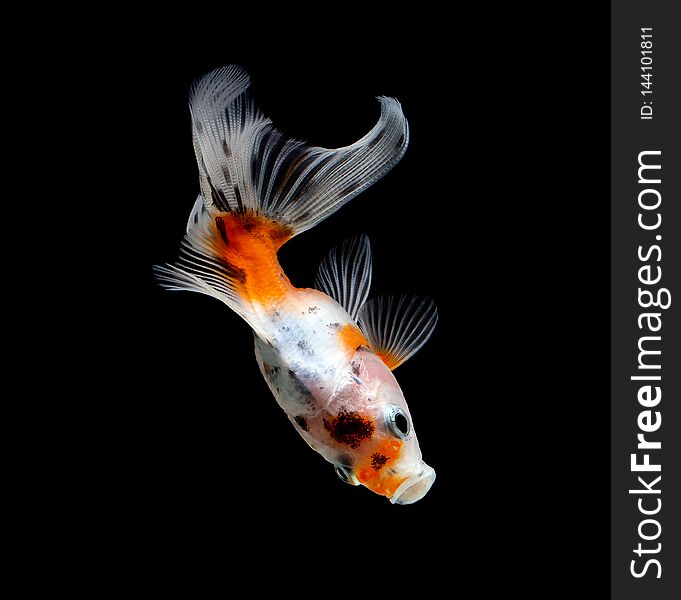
325,346 -> 435,505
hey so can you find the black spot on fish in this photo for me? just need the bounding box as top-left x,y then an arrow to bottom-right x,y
288,369 -> 296,379
294,415 -> 309,432
215,217 -> 229,245
209,179 -> 230,212
351,361 -> 360,376
197,248 -> 246,285
307,306 -> 320,313
233,186 -> 244,211
371,453 -> 389,470
327,322 -> 341,329
297,340 -> 307,351
281,326 -> 290,332
323,410 -> 374,449
225,261 -> 247,284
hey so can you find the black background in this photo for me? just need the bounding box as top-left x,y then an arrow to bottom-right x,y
45,12 -> 610,595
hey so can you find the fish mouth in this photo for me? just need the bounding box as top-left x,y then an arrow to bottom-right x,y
390,464 -> 436,505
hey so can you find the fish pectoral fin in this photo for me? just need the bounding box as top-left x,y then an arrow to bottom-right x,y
357,295 -> 438,370
314,234 -> 372,321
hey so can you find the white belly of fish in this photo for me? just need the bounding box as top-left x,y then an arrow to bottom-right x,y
253,288 -> 358,454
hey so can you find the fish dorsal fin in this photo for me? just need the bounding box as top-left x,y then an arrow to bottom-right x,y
357,296 -> 437,370
314,235 -> 372,321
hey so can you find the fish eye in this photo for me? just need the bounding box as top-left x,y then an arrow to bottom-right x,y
385,405 -> 411,439
335,465 -> 358,486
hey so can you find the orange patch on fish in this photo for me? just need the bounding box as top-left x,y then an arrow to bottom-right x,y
215,211 -> 294,304
338,323 -> 369,353
356,438 -> 406,498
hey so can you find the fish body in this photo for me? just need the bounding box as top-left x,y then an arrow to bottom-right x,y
156,66 -> 437,504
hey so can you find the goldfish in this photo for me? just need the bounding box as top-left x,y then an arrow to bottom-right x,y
155,66 -> 437,504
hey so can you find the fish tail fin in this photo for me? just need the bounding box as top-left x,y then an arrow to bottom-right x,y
155,65 -> 408,334
188,65 -> 409,236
